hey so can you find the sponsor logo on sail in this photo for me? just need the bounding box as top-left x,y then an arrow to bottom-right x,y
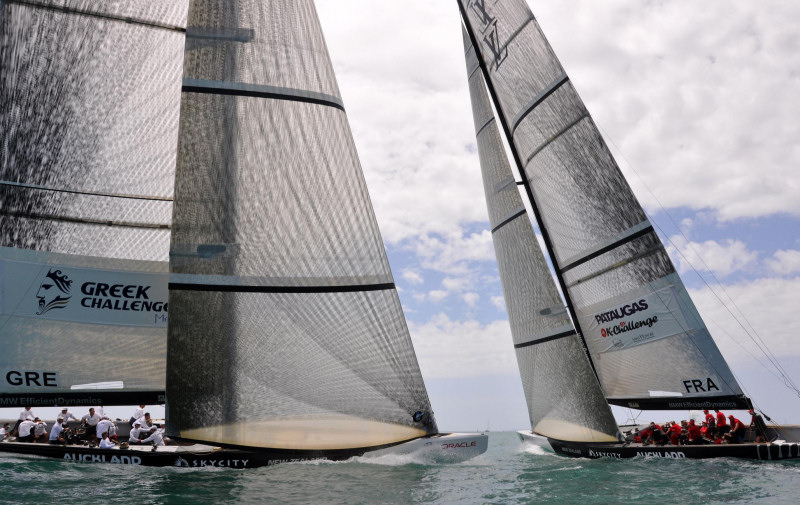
600,316 -> 658,339
594,299 -> 649,324
468,0 -> 508,70
35,269 -> 73,315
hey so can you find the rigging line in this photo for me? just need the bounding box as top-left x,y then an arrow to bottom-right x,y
0,181 -> 173,202
598,125 -> 800,398
5,0 -> 187,33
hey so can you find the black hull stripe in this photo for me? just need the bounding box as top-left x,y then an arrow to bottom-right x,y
169,282 -> 396,294
559,225 -> 655,273
491,208 -> 526,234
6,0 -> 186,33
514,330 -> 576,349
183,80 -> 345,111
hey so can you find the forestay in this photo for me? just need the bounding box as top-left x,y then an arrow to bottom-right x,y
459,0 -> 746,410
166,0 -> 437,450
0,0 -> 188,406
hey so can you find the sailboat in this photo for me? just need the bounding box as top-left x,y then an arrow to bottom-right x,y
458,0 -> 799,460
0,0 -> 487,467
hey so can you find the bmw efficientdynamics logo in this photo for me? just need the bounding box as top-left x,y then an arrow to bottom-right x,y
35,269 -> 73,315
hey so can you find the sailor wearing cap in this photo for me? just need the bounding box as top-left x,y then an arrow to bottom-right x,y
128,422 -> 145,444
49,418 -> 66,444
59,407 -> 78,423
139,426 -> 166,447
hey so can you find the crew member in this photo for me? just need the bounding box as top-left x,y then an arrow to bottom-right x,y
715,410 -> 730,436
130,405 -> 146,425
33,418 -> 48,443
725,415 -> 746,444
81,408 -> 102,444
49,419 -> 67,445
17,418 -> 36,443
59,408 -> 79,423
99,432 -> 115,449
12,406 -> 34,436
140,426 -> 166,447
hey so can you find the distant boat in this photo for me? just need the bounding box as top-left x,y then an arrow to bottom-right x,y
0,0 -> 487,467
458,0 -> 799,460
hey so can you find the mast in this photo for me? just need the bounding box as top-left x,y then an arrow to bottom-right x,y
457,1 -> 599,377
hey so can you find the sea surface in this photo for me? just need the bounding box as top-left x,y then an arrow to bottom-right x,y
2,432 -> 798,505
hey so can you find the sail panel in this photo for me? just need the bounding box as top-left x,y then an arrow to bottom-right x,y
464,31 -> 619,442
0,1 -> 187,405
460,0 -> 744,407
167,0 -> 436,449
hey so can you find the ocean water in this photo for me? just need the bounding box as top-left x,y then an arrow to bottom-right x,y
2,432 -> 798,505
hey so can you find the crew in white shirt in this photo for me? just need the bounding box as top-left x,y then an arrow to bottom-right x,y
140,427 -> 166,446
59,408 -> 78,422
96,417 -> 117,442
33,418 -> 48,442
12,406 -> 34,435
0,423 -> 10,441
137,412 -> 153,430
128,422 -> 145,444
17,420 -> 36,442
130,405 -> 146,425
99,432 -> 115,449
49,419 -> 66,444
81,408 -> 102,443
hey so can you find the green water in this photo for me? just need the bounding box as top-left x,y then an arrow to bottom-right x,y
2,432 -> 798,504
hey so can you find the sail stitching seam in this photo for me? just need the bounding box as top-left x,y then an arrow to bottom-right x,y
523,113 -> 590,167
5,0 -> 187,33
0,181 -> 172,202
1,210 -> 169,229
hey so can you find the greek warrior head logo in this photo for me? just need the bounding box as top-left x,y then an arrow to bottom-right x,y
36,269 -> 73,315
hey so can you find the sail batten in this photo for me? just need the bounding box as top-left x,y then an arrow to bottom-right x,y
182,79 -> 345,110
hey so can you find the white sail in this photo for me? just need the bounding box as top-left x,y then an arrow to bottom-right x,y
0,0 -> 187,405
459,0 -> 746,410
165,0 -> 437,450
463,27 -> 618,442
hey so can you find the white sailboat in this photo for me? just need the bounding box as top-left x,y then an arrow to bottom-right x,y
0,0 -> 487,467
458,0 -> 799,459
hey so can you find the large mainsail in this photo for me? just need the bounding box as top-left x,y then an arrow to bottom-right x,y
0,1 -> 187,405
166,0 -> 437,450
463,27 -> 619,442
459,0 -> 746,410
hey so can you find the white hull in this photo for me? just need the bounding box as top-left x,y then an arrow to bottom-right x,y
367,432 -> 488,463
517,430 -> 553,452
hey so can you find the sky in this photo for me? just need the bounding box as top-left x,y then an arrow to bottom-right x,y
312,0 -> 800,431
3,0 -> 799,433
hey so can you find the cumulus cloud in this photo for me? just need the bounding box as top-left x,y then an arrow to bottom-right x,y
428,290 -> 449,303
689,276 -> 800,367
402,269 -> 424,285
462,292 -> 479,307
765,249 -> 800,276
667,236 -> 758,278
409,314 -> 517,379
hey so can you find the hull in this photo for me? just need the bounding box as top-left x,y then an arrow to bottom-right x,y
0,432 -> 487,468
517,430 -> 799,460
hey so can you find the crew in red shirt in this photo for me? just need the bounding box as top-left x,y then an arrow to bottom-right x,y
725,415 -> 746,443
715,410 -> 730,436
703,409 -> 715,424
668,421 -> 682,445
687,419 -> 703,444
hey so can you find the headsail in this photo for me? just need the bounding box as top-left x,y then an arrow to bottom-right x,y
0,0 -> 188,405
459,0 -> 746,410
166,0 -> 437,450
463,27 -> 618,442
